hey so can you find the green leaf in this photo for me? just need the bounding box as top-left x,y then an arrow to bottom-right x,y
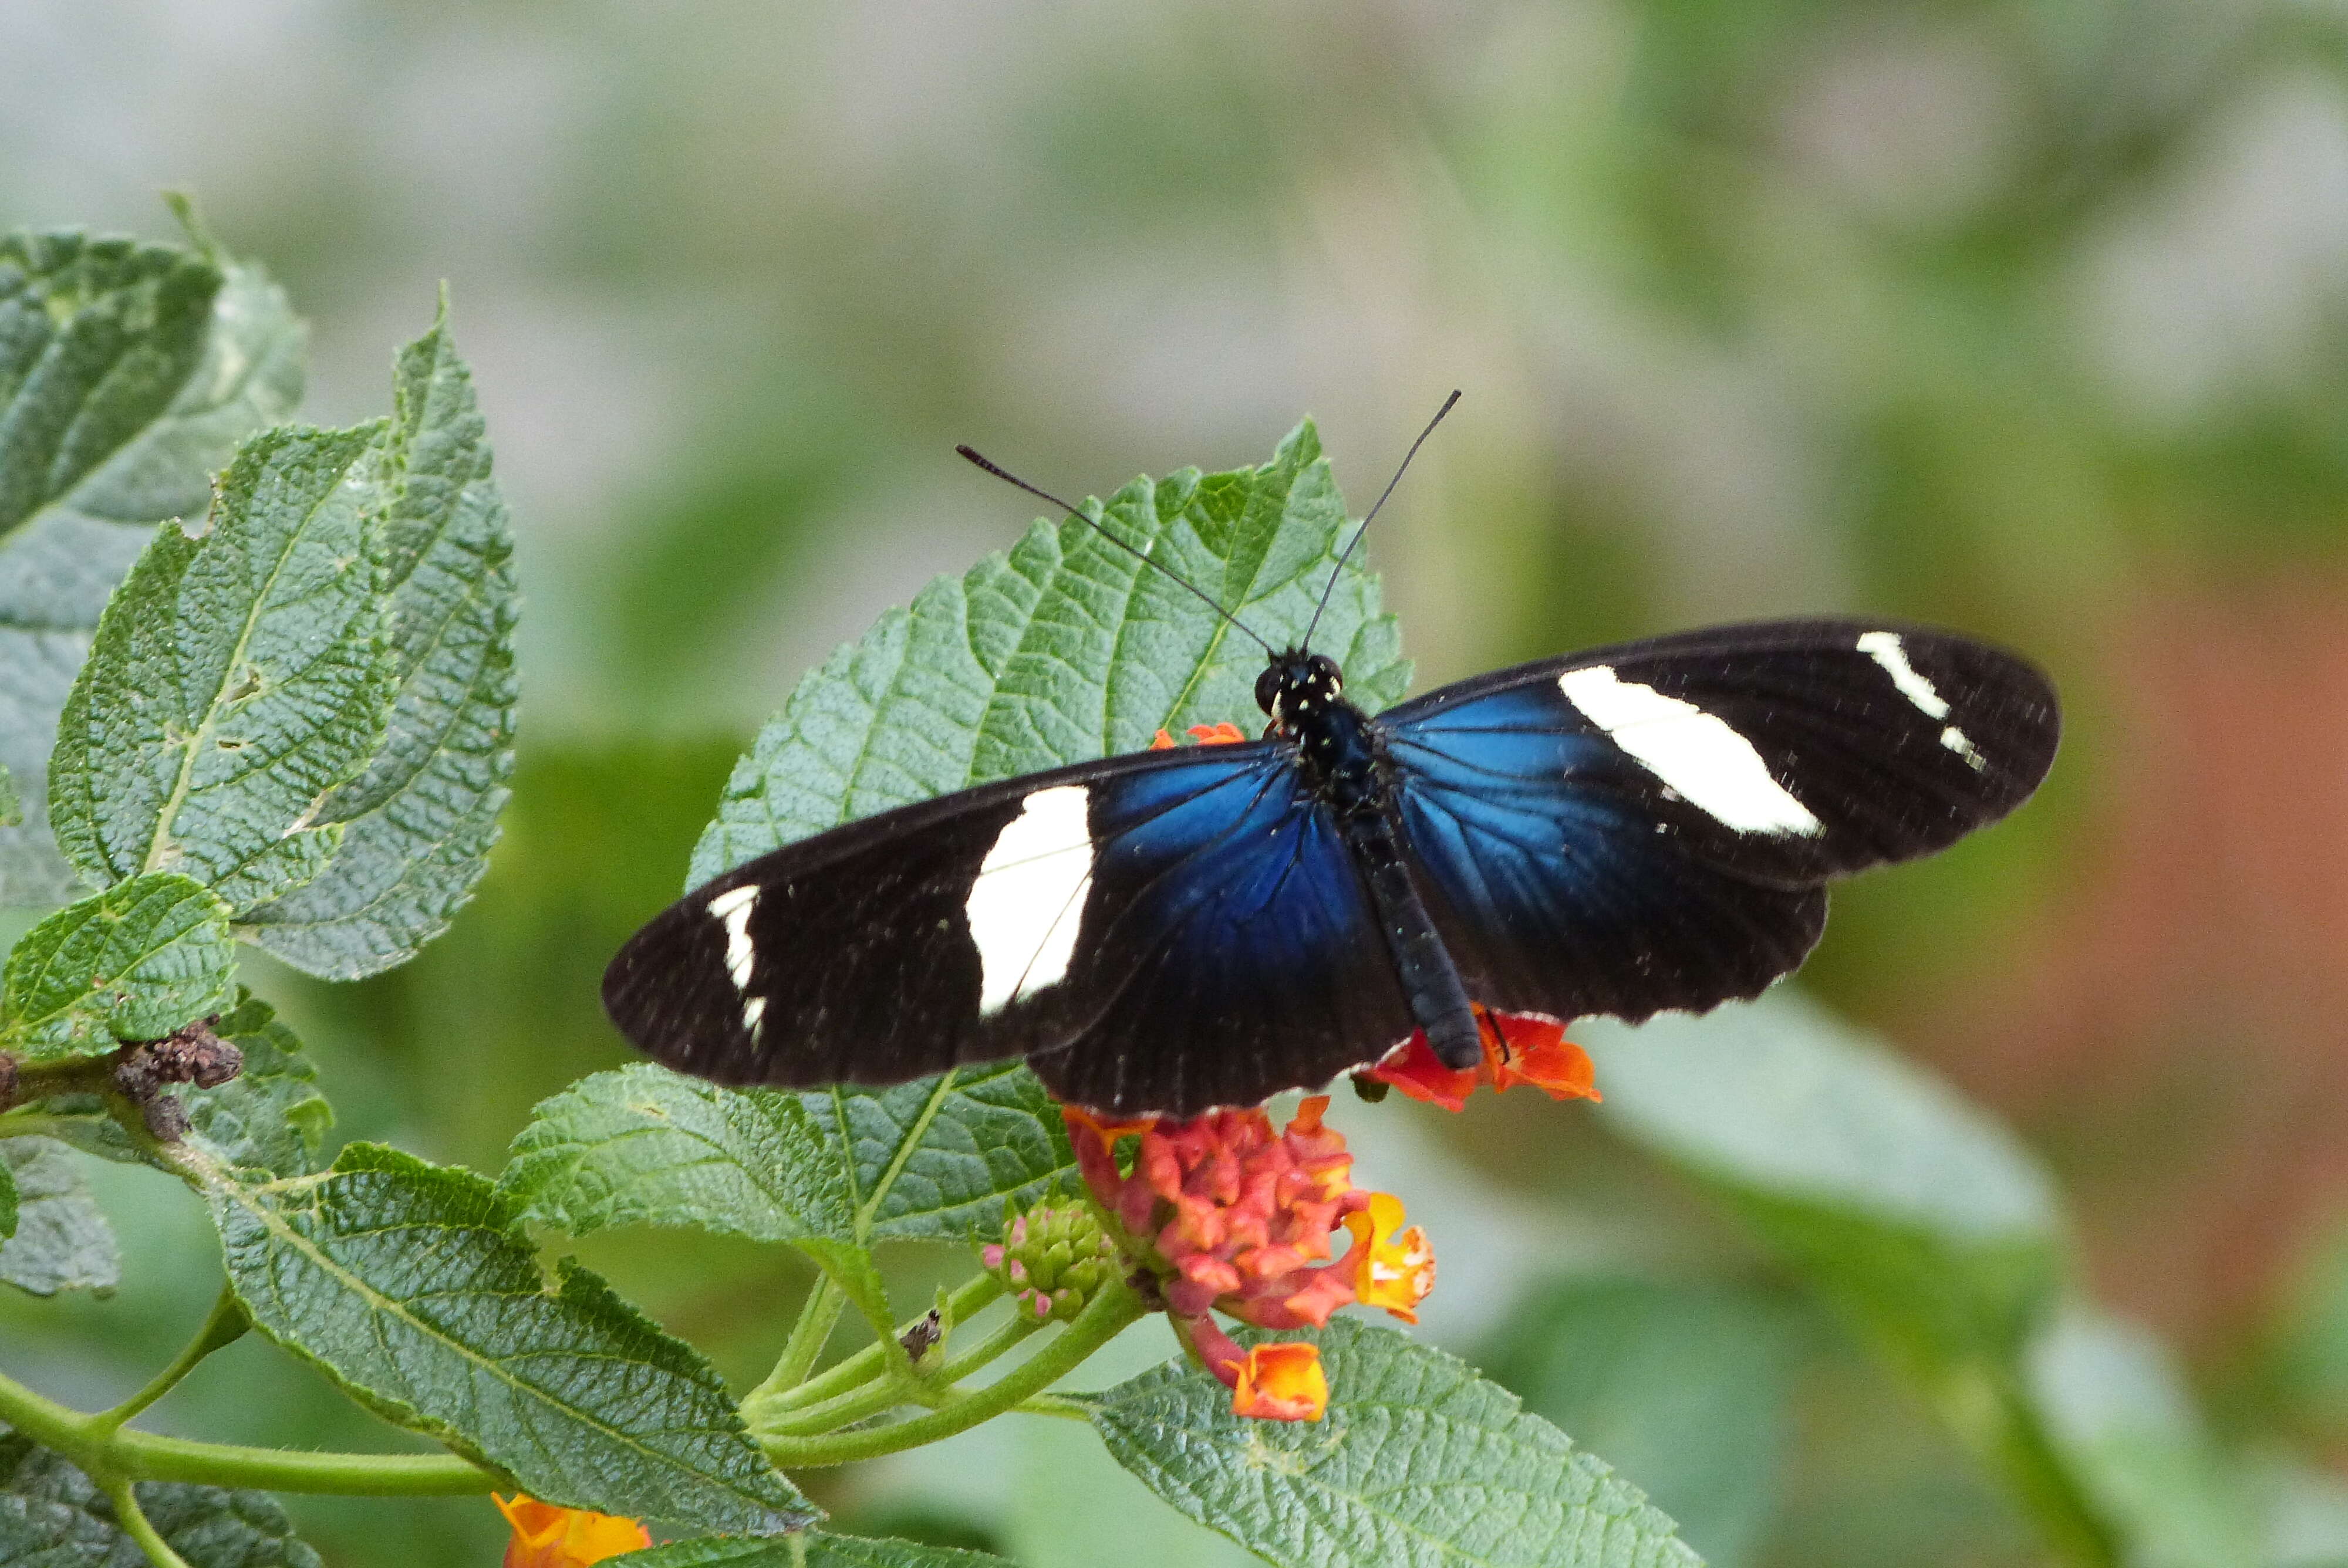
0,1137 -> 117,1296
2026,1309 -> 2262,1568
0,1433 -> 321,1567
193,1140 -> 812,1534
507,1058 -> 1075,1251
1480,1279 -> 1804,1568
502,1063 -> 855,1242
0,225 -> 305,907
0,764 -> 17,829
243,304 -> 518,977
688,418 -> 1408,884
1585,992 -> 2063,1379
617,1532 -> 1017,1567
0,873 -> 234,1060
1089,1317 -> 1701,1568
47,422 -> 400,913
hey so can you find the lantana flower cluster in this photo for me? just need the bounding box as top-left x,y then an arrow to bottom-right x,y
1063,1094 -> 1432,1421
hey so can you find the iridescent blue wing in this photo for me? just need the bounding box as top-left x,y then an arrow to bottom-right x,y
603,743 -> 1412,1117
1381,617 -> 2059,1023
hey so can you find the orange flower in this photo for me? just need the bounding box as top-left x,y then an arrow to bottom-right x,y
1149,721 -> 1250,749
1226,1341 -> 1328,1422
1369,1008 -> 1599,1112
493,1495 -> 649,1568
1061,1093 -> 1432,1418
1341,1192 -> 1435,1324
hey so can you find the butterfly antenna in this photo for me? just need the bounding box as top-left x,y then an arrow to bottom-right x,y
1301,389 -> 1462,651
957,445 -> 1275,655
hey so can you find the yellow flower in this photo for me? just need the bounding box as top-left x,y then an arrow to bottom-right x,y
494,1495 -> 650,1567
1226,1341 -> 1328,1422
1342,1192 -> 1435,1324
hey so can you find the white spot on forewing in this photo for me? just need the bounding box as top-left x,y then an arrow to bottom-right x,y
706,884 -> 761,992
1942,725 -> 1986,768
743,995 -> 768,1039
1558,667 -> 1825,836
1857,631 -> 1951,718
967,785 -> 1095,1015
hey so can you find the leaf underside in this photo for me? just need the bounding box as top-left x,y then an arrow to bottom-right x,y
201,1141 -> 812,1535
0,1138 -> 119,1297
0,872 -> 234,1062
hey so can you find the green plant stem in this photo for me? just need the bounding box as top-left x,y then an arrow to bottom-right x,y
98,1474 -> 193,1568
765,1272 -> 1004,1416
0,1362 -> 498,1496
1014,1393 -> 1095,1422
745,1277 -> 846,1412
90,1285 -> 248,1435
756,1293 -> 1042,1438
760,1277 -> 1146,1468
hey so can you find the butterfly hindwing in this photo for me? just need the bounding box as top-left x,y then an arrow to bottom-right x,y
1382,617 -> 2057,1022
602,742 -> 1412,1111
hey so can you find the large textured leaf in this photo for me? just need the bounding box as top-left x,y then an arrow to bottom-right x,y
0,1138 -> 117,1297
194,1140 -> 811,1535
0,225 -> 304,907
46,423 -> 399,913
0,873 -> 234,1062
1089,1317 -> 1701,1568
506,1058 -> 1074,1252
687,418 -> 1407,884
244,305 -> 517,977
617,1533 -> 1017,1567
1586,992 -> 2062,1376
0,1434 -> 321,1567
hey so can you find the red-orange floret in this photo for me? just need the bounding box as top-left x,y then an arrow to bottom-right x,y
1368,1008 -> 1600,1112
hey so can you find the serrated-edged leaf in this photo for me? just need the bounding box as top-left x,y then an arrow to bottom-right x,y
617,1530 -> 1017,1567
0,873 -> 234,1060
176,990 -> 331,1178
0,1138 -> 117,1297
0,631 -> 95,907
689,419 -> 1408,884
0,1432 -> 321,1567
1090,1317 -> 1700,1568
1586,991 -> 2062,1371
506,1060 -> 1074,1251
502,1063 -> 855,1242
244,305 -> 517,978
810,1062 -> 1075,1243
193,1140 -> 811,1534
47,423 -> 400,913
0,229 -> 304,909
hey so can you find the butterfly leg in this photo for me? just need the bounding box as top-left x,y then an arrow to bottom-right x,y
1350,813 -> 1481,1070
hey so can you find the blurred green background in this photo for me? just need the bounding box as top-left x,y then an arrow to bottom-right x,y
6,2 -> 2348,1564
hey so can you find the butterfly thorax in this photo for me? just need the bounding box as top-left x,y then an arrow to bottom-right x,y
1257,650 -> 1389,819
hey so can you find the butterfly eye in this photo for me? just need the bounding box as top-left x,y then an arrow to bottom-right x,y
1254,664 -> 1283,716
1306,654 -> 1341,693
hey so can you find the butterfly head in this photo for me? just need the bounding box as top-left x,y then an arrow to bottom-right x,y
1257,650 -> 1344,735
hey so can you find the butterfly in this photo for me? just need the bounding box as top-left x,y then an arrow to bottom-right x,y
603,401 -> 2060,1117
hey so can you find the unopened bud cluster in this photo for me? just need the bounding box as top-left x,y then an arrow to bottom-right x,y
981,1200 -> 1119,1322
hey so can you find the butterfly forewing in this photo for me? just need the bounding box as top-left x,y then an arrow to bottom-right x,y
1381,617 -> 2057,1025
602,742 -> 1413,1111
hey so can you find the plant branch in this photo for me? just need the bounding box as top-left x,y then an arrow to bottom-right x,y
98,1474 -> 194,1568
91,1285 -> 248,1435
745,1277 -> 846,1412
758,1277 -> 1146,1468
0,1361 -> 500,1496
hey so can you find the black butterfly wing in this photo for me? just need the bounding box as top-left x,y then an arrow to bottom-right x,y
603,742 -> 1412,1116
1380,617 -> 2059,1023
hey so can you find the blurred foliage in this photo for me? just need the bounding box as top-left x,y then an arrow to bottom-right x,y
6,0 -> 2348,1563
